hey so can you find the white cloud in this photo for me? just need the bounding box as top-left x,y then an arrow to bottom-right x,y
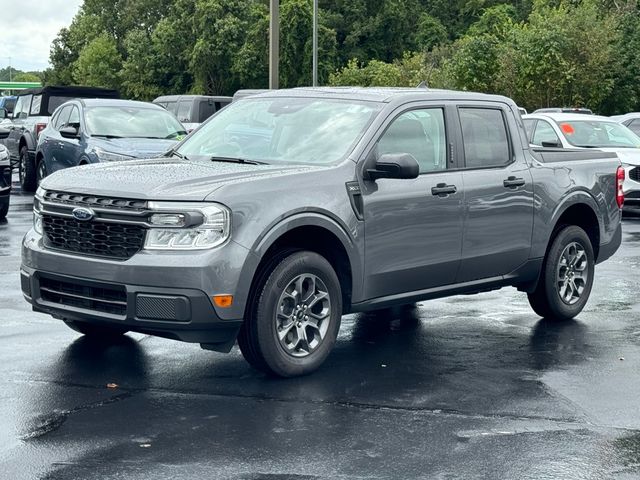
0,0 -> 83,71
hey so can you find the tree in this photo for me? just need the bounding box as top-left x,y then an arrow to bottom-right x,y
74,34 -> 123,89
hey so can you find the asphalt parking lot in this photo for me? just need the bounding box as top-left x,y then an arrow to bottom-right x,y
1,192 -> 640,480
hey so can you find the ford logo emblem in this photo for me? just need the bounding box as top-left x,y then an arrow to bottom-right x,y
72,207 -> 95,221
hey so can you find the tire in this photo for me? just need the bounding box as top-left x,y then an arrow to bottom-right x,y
63,319 -> 128,338
238,251 -> 342,377
528,225 -> 595,321
0,197 -> 8,219
36,157 -> 47,184
19,146 -> 37,192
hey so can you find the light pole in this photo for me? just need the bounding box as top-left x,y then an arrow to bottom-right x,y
312,0 -> 318,86
269,0 -> 279,90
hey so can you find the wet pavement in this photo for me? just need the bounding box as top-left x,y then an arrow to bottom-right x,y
1,192 -> 640,479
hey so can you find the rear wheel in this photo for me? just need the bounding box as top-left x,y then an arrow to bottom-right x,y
63,319 -> 128,338
528,225 -> 594,321
19,146 -> 37,192
238,251 -> 342,377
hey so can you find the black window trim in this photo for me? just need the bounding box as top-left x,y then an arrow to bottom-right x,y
455,104 -> 515,171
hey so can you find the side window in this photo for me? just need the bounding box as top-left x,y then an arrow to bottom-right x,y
176,101 -> 192,122
459,108 -> 511,169
627,119 -> 640,136
523,119 -> 536,142
13,95 -> 32,119
532,120 -> 561,147
67,106 -> 81,130
376,108 -> 447,174
165,101 -> 178,115
30,95 -> 42,115
54,106 -> 72,130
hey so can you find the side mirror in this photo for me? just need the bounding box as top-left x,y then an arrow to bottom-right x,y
60,126 -> 79,139
541,140 -> 562,148
0,128 -> 9,139
0,108 -> 6,120
366,153 -> 419,180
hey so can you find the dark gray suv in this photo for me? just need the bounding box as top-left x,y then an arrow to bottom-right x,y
21,88 -> 623,377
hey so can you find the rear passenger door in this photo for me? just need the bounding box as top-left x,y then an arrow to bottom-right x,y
361,104 -> 465,298
455,104 -> 534,283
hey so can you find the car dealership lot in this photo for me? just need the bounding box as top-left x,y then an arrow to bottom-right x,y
1,194 -> 640,479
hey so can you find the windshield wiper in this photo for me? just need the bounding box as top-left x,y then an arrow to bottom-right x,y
165,148 -> 189,160
209,156 -> 269,165
92,134 -> 124,139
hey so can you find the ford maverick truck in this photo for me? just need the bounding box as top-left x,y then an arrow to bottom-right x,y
21,88 -> 623,377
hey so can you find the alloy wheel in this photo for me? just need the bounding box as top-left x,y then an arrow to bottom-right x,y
556,241 -> 589,305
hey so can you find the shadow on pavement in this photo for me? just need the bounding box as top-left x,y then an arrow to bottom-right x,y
529,318 -> 590,371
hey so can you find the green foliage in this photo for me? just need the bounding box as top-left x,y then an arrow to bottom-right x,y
73,34 -> 123,89
41,0 -> 640,114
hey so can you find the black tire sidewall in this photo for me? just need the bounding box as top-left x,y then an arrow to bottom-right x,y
19,147 -> 37,192
255,251 -> 342,377
543,226 -> 595,320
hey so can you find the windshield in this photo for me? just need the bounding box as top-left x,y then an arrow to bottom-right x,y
557,120 -> 640,148
85,106 -> 187,139
176,97 -> 382,165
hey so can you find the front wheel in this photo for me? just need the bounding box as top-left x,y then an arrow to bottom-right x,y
19,146 -> 37,192
36,158 -> 47,184
528,225 -> 595,321
238,251 -> 342,377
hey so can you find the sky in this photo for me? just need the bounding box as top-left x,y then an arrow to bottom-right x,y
0,0 -> 83,72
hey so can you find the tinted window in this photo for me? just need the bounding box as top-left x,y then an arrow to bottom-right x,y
48,96 -> 75,114
54,106 -> 72,130
532,120 -> 561,146
377,108 -> 447,173
459,108 -> 511,168
67,106 -> 81,130
626,119 -> 640,136
30,95 -> 42,115
176,100 -> 192,122
198,100 -> 217,123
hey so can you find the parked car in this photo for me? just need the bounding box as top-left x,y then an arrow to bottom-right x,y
523,112 -> 640,207
0,96 -> 17,116
232,89 -> 270,102
610,112 -> 640,136
22,88 -> 622,377
533,107 -> 593,115
1,86 -> 119,192
35,99 -> 187,183
0,129 -> 10,219
153,95 -> 231,131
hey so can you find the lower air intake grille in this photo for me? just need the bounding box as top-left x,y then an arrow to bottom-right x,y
39,276 -> 127,316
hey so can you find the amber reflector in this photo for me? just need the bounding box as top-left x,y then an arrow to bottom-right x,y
213,295 -> 233,308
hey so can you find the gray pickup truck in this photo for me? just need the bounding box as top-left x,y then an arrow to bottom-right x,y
21,88 -> 623,377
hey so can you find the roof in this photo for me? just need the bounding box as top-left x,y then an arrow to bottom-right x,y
153,95 -> 232,102
246,86 -> 514,105
524,112 -> 616,123
610,112 -> 640,122
17,85 -> 119,98
77,98 -> 163,109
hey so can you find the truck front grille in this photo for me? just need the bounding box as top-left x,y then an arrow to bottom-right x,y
39,275 -> 127,316
43,190 -> 147,211
42,214 -> 145,259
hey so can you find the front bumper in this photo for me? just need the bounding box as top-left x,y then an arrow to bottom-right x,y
21,229 -> 253,350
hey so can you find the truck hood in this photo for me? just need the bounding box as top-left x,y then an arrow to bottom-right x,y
91,137 -> 178,159
596,148 -> 640,166
40,158 -> 324,201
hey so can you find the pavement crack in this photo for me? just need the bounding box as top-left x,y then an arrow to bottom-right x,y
20,392 -> 134,441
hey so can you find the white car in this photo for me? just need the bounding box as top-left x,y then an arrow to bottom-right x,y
523,112 -> 640,207
610,112 -> 640,137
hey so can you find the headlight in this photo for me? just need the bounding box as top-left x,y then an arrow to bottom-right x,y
33,190 -> 43,235
93,147 -> 135,162
144,202 -> 230,250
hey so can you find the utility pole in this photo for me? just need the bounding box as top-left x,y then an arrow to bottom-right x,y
312,0 -> 318,87
269,0 -> 279,90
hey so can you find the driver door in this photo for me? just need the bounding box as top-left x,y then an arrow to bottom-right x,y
361,105 -> 465,299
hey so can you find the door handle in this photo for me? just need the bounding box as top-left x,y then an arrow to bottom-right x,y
431,183 -> 457,196
503,176 -> 525,188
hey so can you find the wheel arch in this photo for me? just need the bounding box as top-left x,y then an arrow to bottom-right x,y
549,195 -> 601,261
242,213 -> 362,318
